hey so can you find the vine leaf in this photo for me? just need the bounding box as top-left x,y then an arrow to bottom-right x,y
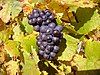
4,40 -> 20,57
77,10 -> 100,34
0,0 -> 22,23
20,32 -> 38,53
58,34 -> 79,61
21,17 -> 33,34
22,51 -> 40,75
85,40 -> 100,61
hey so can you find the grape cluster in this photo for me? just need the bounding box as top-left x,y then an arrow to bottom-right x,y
28,9 -> 63,60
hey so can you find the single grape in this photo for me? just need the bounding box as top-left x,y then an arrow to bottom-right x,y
34,25 -> 40,31
45,19 -> 51,24
39,45 -> 45,50
41,34 -> 47,41
36,41 -> 41,46
53,46 -> 59,53
46,11 -> 51,17
42,42 -> 48,47
50,52 -> 56,57
53,30 -> 61,37
43,53 -> 49,59
48,22 -> 56,29
42,15 -> 47,21
40,26 -> 48,33
45,49 -> 50,54
39,50 -> 44,56
46,45 -> 53,51
49,15 -> 54,20
47,35 -> 52,43
52,37 -> 60,45
46,28 -> 53,34
32,9 -> 39,13
33,13 -> 39,18
54,26 -> 63,32
28,19 -> 33,25
27,14 -> 33,19
32,18 -> 37,24
37,17 -> 42,23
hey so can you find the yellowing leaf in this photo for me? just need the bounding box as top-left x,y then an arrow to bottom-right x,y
22,51 -> 40,75
58,34 -> 79,61
4,40 -> 20,57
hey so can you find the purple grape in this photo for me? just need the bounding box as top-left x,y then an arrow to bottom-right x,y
48,22 -> 56,28
46,45 -> 53,51
50,52 -> 56,57
39,50 -> 44,56
46,12 -> 51,17
40,26 -> 48,33
36,41 -> 41,46
42,15 -> 47,21
33,13 -> 39,18
39,45 -> 45,50
34,25 -> 40,31
41,34 -> 47,41
53,30 -> 61,37
47,35 -> 52,43
49,15 -> 54,20
45,19 -> 51,24
45,49 -> 50,54
42,42 -> 47,47
52,37 -> 60,45
53,46 -> 59,53
37,17 -> 42,23
27,14 -> 33,19
54,26 -> 63,32
32,18 -> 37,24
28,19 -> 33,25
46,28 -> 53,34
32,9 -> 39,13
43,53 -> 49,59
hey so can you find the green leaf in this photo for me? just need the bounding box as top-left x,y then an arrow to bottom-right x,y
77,10 -> 100,34
21,18 -> 33,34
20,33 -> 38,53
22,51 -> 40,75
58,34 -> 79,61
85,40 -> 100,61
4,40 -> 20,57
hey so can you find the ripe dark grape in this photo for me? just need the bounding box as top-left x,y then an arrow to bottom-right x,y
53,46 -> 59,53
34,25 -> 40,31
40,26 -> 48,33
43,53 -> 49,59
41,34 -> 47,41
33,13 -> 39,18
49,15 -> 54,20
46,28 -> 53,34
28,9 -> 63,60
39,50 -> 44,56
54,26 -> 63,32
42,15 -> 47,21
50,52 -> 56,57
48,22 -> 56,29
37,17 -> 42,23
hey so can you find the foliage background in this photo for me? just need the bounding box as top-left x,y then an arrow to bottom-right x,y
0,0 -> 100,75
